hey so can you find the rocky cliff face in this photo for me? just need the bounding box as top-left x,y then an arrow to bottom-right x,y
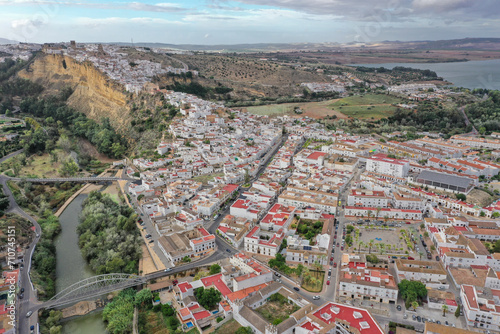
18,54 -> 131,131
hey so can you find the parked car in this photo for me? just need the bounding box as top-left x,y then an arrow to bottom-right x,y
172,279 -> 178,286
330,257 -> 334,261
407,256 -> 414,260
412,315 -> 416,320
26,311 -> 33,318
20,288 -> 24,293
313,296 -> 320,300
145,234 -> 152,238
148,239 -> 154,243
326,281 -> 330,285
417,316 -> 421,322
293,287 -> 300,292
275,273 -> 281,277
436,256 -> 440,261
276,279 -> 281,283
333,263 -> 337,268
396,305 -> 402,311
427,252 -> 432,259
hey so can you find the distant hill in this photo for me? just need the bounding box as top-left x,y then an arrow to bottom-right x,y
0,38 -> 19,45
110,38 -> 500,52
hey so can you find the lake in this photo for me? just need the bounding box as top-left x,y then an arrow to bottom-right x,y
352,59 -> 500,90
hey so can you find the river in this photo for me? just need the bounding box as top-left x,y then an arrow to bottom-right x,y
352,58 -> 500,90
54,194 -> 107,334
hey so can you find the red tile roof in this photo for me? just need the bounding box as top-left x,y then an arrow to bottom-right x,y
312,302 -> 383,334
201,274 -> 232,296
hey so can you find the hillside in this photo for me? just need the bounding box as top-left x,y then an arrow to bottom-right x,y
17,53 -> 132,131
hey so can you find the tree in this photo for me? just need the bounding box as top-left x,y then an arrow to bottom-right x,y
455,193 -> 467,201
455,305 -> 461,318
412,301 -> 419,311
209,263 -> 221,275
194,287 -> 222,310
442,304 -> 449,317
398,279 -> 427,308
59,158 -> 79,177
182,256 -> 191,263
134,288 -> 153,309
368,239 -> 374,254
493,212 -> 500,218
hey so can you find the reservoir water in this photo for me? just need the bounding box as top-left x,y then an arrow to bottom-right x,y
352,58 -> 500,90
54,194 -> 107,333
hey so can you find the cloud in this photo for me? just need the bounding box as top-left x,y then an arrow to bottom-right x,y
0,0 -> 189,13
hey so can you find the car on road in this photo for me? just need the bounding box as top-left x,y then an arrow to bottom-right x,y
293,287 -> 300,291
164,268 -> 172,272
226,249 -> 231,253
313,295 -> 320,300
26,311 -> 33,318
396,305 -> 402,311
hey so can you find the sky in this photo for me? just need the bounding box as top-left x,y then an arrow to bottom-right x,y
1,0 -> 499,45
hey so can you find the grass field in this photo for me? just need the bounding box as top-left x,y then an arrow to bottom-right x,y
214,319 -> 242,334
329,93 -> 403,119
0,152 -> 62,178
192,172 -> 225,185
246,99 -> 346,119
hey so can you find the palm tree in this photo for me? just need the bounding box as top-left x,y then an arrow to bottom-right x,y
379,243 -> 386,255
375,207 -> 381,220
419,251 -> 424,260
442,304 -> 448,317
368,240 -> 374,254
358,241 -> 364,254
412,301 -> 419,311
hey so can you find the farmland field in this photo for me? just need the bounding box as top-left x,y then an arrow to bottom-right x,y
328,93 -> 404,119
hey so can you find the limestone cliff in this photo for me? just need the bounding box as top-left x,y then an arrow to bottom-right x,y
18,54 -> 131,131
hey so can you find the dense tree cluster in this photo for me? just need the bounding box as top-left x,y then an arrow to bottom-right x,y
387,101 -> 466,133
103,288 -> 136,334
32,214 -> 61,299
466,90 -> 500,133
0,187 -> 9,216
19,90 -> 127,158
398,279 -> 428,309
194,287 -> 222,310
78,191 -> 141,274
